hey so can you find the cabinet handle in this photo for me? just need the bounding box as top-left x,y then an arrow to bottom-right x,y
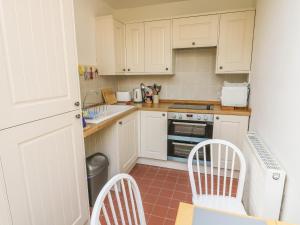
128,68 -> 131,72
123,68 -> 126,72
165,67 -> 169,71
219,66 -> 223,70
216,116 -> 220,120
162,113 -> 166,117
74,101 -> 80,107
119,121 -> 123,125
75,114 -> 81,119
192,42 -> 196,46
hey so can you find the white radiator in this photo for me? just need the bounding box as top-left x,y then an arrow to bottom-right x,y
242,132 -> 286,220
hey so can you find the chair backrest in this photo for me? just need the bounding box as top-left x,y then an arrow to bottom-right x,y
90,174 -> 147,225
188,139 -> 246,201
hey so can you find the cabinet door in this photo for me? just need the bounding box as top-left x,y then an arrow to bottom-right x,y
118,112 -> 138,173
145,20 -> 172,73
125,23 -> 145,73
114,20 -> 126,74
0,111 -> 89,225
216,11 -> 255,73
213,115 -> 249,149
140,111 -> 168,160
0,0 -> 81,130
213,115 -> 249,169
173,15 -> 219,48
0,162 -> 12,225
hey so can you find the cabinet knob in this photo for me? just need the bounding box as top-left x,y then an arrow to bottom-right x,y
192,42 -> 196,46
165,67 -> 169,71
75,114 -> 81,119
74,101 -> 80,107
123,68 -> 126,72
119,121 -> 123,125
216,116 -> 219,120
128,68 -> 131,72
219,66 -> 223,70
162,113 -> 166,117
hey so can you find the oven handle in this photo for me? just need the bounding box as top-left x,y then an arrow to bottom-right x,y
172,142 -> 197,147
172,121 -> 207,127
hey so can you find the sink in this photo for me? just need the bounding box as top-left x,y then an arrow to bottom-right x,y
83,105 -> 135,124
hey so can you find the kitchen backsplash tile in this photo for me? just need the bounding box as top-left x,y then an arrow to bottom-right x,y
117,48 -> 248,100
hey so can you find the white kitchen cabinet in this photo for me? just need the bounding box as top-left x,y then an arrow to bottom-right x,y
118,112 -> 139,173
145,20 -> 172,74
0,111 -> 89,225
216,11 -> 255,74
213,115 -> 249,149
172,15 -> 219,49
140,111 -> 168,160
0,0 -> 81,130
125,23 -> 145,73
96,16 -> 126,75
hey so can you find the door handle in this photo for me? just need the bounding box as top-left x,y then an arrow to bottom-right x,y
75,114 -> 81,119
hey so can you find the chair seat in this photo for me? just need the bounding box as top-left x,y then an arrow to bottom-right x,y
193,195 -> 247,215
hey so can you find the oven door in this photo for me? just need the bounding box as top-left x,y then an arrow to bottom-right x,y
168,120 -> 213,138
167,137 -> 211,161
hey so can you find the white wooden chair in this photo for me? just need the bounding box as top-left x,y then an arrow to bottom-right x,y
90,173 -> 147,225
188,139 -> 247,215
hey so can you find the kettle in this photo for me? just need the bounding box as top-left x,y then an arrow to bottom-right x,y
133,88 -> 143,103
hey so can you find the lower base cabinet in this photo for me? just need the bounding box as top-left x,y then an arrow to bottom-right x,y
212,114 -> 249,169
0,111 -> 90,225
118,112 -> 139,173
140,111 -> 168,160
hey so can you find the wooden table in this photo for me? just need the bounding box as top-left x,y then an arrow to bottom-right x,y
175,203 -> 292,225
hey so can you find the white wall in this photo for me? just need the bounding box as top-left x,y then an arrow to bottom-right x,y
74,0 -> 117,105
249,0 -> 300,223
113,0 -> 256,22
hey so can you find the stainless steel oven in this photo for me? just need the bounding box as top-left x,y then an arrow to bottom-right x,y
167,112 -> 213,161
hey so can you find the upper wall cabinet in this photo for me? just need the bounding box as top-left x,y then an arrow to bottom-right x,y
125,23 -> 145,73
172,15 -> 219,48
216,11 -> 255,74
0,0 -> 81,130
96,16 -> 126,75
145,20 -> 172,74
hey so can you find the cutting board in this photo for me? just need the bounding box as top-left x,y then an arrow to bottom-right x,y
101,88 -> 117,105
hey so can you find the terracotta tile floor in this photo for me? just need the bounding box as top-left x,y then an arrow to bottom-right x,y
129,164 -> 193,225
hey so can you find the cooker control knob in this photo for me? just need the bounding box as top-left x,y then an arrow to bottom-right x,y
197,115 -> 202,120
178,114 -> 183,120
203,115 -> 208,121
172,114 -> 177,119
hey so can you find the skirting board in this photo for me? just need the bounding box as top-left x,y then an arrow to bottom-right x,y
136,157 -> 239,178
137,157 -> 189,171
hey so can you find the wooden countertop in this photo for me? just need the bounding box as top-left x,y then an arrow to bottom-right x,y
83,100 -> 251,138
83,107 -> 138,138
134,101 -> 251,116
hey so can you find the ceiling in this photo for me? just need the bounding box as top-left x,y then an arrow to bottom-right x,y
103,0 -> 188,9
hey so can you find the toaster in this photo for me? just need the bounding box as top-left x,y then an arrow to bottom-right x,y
221,82 -> 249,107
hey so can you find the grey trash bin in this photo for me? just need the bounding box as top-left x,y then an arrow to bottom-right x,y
86,153 -> 109,207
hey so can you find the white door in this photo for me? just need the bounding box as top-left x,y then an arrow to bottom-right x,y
140,111 -> 168,160
172,15 -> 219,48
118,112 -> 138,173
213,115 -> 249,169
0,162 -> 12,225
145,20 -> 172,73
114,20 -> 126,74
0,111 -> 89,225
125,23 -> 145,73
0,0 -> 81,130
216,11 -> 255,73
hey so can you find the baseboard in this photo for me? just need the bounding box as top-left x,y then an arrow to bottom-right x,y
136,157 -> 189,171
